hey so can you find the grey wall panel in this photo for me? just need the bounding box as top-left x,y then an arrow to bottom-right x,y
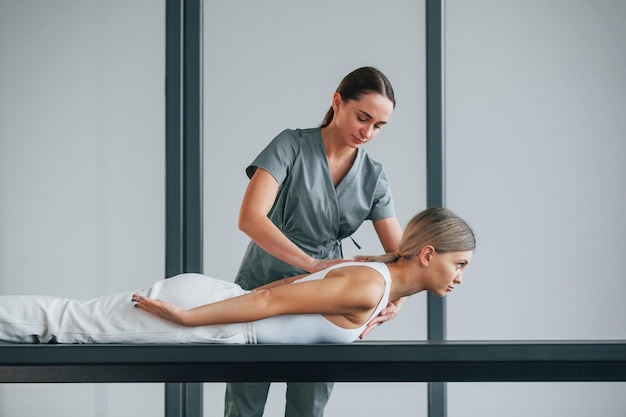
445,0 -> 626,415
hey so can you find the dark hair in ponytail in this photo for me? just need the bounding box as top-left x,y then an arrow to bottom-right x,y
320,67 -> 396,128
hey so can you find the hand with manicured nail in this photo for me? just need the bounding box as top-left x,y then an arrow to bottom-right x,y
132,294 -> 189,326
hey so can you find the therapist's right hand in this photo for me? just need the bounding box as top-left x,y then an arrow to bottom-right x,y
308,258 -> 352,273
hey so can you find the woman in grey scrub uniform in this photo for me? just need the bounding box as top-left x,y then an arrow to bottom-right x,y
225,67 -> 406,417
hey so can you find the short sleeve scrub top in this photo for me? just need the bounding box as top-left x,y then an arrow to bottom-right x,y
236,128 -> 396,290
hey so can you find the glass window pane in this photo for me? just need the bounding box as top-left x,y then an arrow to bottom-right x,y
202,1 -> 428,416
0,1 -> 165,416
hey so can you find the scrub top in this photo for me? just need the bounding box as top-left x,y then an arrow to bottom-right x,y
235,128 -> 396,289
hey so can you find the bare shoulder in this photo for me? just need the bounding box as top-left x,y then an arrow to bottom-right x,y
324,265 -> 386,308
324,264 -> 385,279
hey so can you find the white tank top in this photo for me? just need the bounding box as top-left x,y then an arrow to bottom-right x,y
253,262 -> 391,344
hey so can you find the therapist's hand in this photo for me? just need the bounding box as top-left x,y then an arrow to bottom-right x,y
307,258 -> 352,273
359,296 -> 407,339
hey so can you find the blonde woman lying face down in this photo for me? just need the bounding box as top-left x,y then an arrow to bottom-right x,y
0,208 -> 474,344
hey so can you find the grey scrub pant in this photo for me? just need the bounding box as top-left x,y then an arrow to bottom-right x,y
224,382 -> 334,417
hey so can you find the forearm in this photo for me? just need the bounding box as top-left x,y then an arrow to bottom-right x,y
240,215 -> 316,272
373,217 -> 403,253
180,291 -> 274,327
134,291 -> 273,328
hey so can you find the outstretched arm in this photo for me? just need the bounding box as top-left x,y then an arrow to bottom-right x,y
132,291 -> 276,327
132,267 -> 384,328
131,274 -> 312,326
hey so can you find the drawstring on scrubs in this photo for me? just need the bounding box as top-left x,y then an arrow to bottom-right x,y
348,236 -> 362,250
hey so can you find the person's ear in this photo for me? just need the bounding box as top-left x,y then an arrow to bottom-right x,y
332,92 -> 343,112
419,245 -> 436,266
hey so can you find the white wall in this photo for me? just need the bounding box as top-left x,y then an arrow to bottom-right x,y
445,0 -> 626,415
0,1 -> 165,416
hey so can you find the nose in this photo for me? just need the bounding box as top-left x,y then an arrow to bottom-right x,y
454,274 -> 463,285
360,124 -> 374,140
